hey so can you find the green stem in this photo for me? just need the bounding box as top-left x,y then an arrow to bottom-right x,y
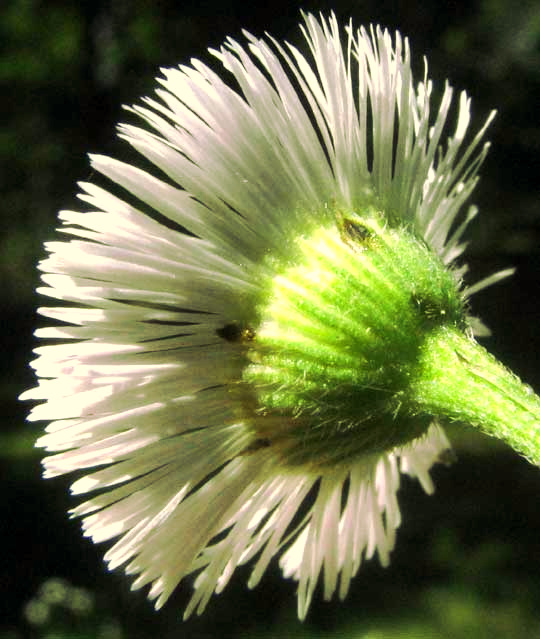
412,327 -> 540,464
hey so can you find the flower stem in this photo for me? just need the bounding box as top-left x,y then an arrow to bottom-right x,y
412,327 -> 540,464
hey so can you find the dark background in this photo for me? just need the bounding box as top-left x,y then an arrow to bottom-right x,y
2,0 -> 539,637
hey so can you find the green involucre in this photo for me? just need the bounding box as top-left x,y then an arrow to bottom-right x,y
237,206 -> 540,469
242,207 -> 468,468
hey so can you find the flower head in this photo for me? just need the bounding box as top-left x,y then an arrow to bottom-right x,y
21,12 -> 540,620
